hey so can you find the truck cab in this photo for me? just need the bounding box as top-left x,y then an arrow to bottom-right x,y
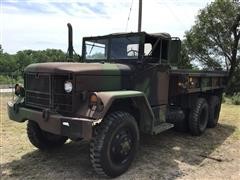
82,32 -> 180,64
81,32 -> 181,132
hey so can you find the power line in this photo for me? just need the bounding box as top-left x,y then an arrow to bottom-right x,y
161,0 -> 188,29
125,0 -> 134,32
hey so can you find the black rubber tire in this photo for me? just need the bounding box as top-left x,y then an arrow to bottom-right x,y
27,120 -> 68,150
207,96 -> 221,128
189,98 -> 209,136
174,110 -> 189,132
90,111 -> 139,178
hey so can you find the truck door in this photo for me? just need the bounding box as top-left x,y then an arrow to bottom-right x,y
135,38 -> 170,125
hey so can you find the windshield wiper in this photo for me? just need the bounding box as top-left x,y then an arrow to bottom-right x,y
89,43 -> 95,55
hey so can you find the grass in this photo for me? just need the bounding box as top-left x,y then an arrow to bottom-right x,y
1,94 -> 240,179
220,103 -> 240,139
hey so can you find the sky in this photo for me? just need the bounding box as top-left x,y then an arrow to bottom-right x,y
0,0 -> 213,54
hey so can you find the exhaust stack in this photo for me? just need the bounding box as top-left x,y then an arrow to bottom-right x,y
67,23 -> 73,59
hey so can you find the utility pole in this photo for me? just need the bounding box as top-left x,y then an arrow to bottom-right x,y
138,0 -> 142,32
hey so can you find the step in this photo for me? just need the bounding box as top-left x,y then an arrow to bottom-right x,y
152,122 -> 174,135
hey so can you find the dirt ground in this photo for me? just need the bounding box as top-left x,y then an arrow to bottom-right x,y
1,94 -> 240,180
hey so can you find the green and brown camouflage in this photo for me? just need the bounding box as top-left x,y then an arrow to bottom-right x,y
7,31 -> 228,139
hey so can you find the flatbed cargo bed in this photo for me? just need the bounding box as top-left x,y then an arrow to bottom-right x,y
170,69 -> 228,77
169,69 -> 228,96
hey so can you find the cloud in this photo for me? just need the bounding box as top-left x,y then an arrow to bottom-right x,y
50,2 -> 108,17
1,0 -> 214,54
50,2 -> 74,16
76,2 -> 107,15
2,1 -> 54,14
2,0 -> 108,17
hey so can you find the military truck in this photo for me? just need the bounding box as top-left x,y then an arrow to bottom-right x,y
8,25 -> 227,177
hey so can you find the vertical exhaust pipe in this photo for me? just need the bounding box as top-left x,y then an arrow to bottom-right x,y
67,23 -> 73,59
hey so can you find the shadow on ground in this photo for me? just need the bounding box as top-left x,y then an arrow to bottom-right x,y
2,123 -> 236,179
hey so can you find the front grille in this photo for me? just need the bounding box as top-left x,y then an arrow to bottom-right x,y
25,73 -> 73,113
25,91 -> 50,108
25,73 -> 50,92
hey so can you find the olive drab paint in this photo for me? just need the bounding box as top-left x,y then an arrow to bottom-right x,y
8,31 -> 228,139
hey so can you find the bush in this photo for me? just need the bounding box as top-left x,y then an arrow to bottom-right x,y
222,93 -> 226,103
0,75 -> 12,85
231,93 -> 240,105
0,75 -> 23,85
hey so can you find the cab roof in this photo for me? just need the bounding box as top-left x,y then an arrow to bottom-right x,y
83,31 -> 172,40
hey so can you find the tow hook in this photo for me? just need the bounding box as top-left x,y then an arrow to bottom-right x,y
42,109 -> 50,121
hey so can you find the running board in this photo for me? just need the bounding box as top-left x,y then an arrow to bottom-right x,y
152,122 -> 174,135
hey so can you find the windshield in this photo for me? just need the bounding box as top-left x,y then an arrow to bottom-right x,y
85,39 -> 108,60
84,35 -> 140,61
110,36 -> 140,59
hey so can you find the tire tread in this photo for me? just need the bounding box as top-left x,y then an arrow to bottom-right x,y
90,111 -> 139,177
189,98 -> 209,136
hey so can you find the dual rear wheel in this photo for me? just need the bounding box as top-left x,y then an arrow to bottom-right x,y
188,96 -> 221,136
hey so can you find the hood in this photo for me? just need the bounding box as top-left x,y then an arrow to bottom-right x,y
24,62 -> 132,76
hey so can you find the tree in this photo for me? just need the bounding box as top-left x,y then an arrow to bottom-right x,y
183,0 -> 240,86
0,53 -> 16,73
178,41 -> 193,69
0,44 -> 3,54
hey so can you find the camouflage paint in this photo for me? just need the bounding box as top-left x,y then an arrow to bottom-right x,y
92,91 -> 155,134
8,32 -> 228,137
8,97 -> 93,139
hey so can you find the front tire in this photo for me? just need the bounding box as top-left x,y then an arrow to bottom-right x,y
27,120 -> 68,150
90,111 -> 139,177
189,98 -> 209,136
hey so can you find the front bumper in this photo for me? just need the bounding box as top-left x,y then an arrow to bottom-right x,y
7,100 -> 93,139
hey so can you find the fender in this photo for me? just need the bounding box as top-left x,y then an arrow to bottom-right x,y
88,90 -> 155,134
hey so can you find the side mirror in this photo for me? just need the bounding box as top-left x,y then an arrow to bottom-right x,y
168,38 -> 181,65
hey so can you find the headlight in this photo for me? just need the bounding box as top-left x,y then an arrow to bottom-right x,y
64,81 -> 73,93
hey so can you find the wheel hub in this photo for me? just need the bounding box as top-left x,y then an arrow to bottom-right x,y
110,129 -> 133,164
120,138 -> 131,154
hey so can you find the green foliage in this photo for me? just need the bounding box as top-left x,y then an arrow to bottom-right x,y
222,93 -> 226,103
0,47 -> 81,85
184,0 -> 239,68
231,92 -> 240,105
226,65 -> 240,94
87,52 -> 105,59
0,52 -> 18,73
0,75 -> 23,85
183,0 -> 240,94
0,44 -> 3,54
0,75 -> 12,85
178,42 -> 193,69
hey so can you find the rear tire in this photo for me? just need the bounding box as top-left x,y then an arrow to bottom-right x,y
27,120 -> 68,150
207,96 -> 221,128
189,98 -> 209,136
90,111 -> 139,177
174,109 -> 189,132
